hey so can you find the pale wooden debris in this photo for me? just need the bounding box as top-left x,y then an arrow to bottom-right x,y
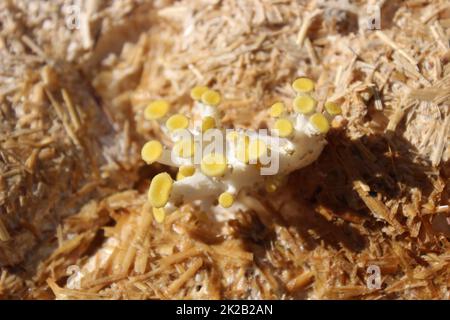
286,271 -> 314,292
430,116 -> 450,166
1,0 -> 449,301
376,31 -> 417,67
0,218 -> 10,242
45,89 -> 81,146
167,258 -> 203,296
296,9 -> 322,48
62,89 -> 82,131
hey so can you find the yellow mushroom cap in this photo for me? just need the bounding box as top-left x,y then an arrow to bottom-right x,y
235,135 -> 250,163
173,138 -> 195,158
248,138 -> 268,162
324,101 -> 342,116
269,102 -> 285,118
265,181 -> 278,193
292,77 -> 315,93
190,86 -> 209,101
201,116 -> 216,132
293,95 -> 317,114
273,118 -> 294,137
201,153 -> 227,177
265,176 -> 284,193
201,90 -> 221,106
309,113 -> 330,134
166,114 -> 189,132
226,131 -> 239,142
152,207 -> 166,224
144,100 -> 169,120
148,172 -> 173,208
218,192 -> 234,208
177,165 -> 195,181
141,140 -> 163,164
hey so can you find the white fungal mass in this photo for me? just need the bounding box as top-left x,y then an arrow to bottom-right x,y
141,78 -> 342,222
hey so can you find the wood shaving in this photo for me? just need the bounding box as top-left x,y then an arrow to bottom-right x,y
0,0 -> 449,300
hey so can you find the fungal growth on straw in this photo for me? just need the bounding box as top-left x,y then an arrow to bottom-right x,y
142,78 -> 342,222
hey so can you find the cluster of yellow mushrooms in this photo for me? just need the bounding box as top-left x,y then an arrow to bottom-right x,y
141,78 -> 342,222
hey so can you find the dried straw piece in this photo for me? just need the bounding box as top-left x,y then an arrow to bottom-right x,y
0,218 -> 10,242
375,31 -> 417,67
296,9 -> 322,48
61,89 -> 82,131
286,271 -> 314,293
167,258 -> 203,296
1,0 -> 449,301
353,181 -> 405,234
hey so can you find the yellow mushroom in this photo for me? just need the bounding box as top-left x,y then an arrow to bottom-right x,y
265,181 -> 278,193
218,192 -> 234,208
293,95 -> 317,114
176,165 -> 196,181
292,77 -> 315,93
152,207 -> 166,223
141,140 -> 163,164
148,172 -> 173,208
235,135 -> 250,164
190,86 -> 209,101
144,100 -> 170,120
201,116 -> 216,132
269,102 -> 285,118
324,101 -> 342,116
226,131 -> 239,142
201,89 -> 221,106
309,113 -> 330,134
201,153 -> 227,177
265,176 -> 284,193
173,138 -> 195,158
166,114 -> 189,132
273,118 -> 294,137
248,138 -> 268,163
142,78 -> 334,215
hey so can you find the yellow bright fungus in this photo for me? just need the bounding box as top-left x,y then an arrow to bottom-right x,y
273,118 -> 294,137
201,153 -> 227,177
141,140 -> 163,164
226,131 -> 239,142
248,138 -> 267,162
265,176 -> 284,193
293,95 -> 317,114
309,113 -> 330,134
190,86 -> 209,101
324,101 -> 342,116
265,181 -> 278,193
173,138 -> 195,158
235,135 -> 250,163
166,114 -> 189,132
218,192 -> 234,208
201,90 -> 221,106
269,102 -> 285,118
144,100 -> 169,120
152,207 -> 166,223
202,116 -> 216,132
292,77 -> 315,93
148,172 -> 173,208
177,165 -> 195,181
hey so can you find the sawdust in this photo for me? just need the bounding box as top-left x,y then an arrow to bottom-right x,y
0,0 -> 449,299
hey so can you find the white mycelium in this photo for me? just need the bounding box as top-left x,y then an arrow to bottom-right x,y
141,78 -> 342,222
